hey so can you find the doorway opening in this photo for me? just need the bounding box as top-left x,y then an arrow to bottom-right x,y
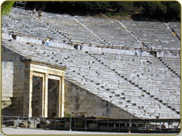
32,76 -> 43,117
48,79 -> 59,118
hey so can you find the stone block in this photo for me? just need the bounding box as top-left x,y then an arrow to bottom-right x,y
36,39 -> 42,45
28,38 -> 36,43
2,33 -> 9,39
20,37 -> 28,43
19,120 -> 28,128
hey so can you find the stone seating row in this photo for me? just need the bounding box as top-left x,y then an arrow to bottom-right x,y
2,14 -> 67,43
26,10 -> 141,48
160,57 -> 180,75
43,45 -> 173,118
168,22 -> 181,37
8,8 -> 180,52
2,38 -> 180,119
10,9 -> 73,41
39,12 -> 103,46
91,53 -> 180,112
100,54 -> 179,81
76,16 -> 142,48
121,21 -> 180,50
30,47 -> 180,104
95,54 -> 170,75
4,7 -> 181,117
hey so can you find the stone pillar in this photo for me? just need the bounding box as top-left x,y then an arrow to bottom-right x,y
41,75 -> 45,117
61,76 -> 65,117
44,73 -> 48,118
28,71 -> 33,117
57,78 -> 61,117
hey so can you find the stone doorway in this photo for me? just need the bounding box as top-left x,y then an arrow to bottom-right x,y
23,62 -> 65,118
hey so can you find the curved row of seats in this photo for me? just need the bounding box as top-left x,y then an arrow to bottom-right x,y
37,11 -> 104,45
122,21 -> 180,50
3,8 -> 68,43
5,8 -> 180,52
2,39 -> 180,119
168,22 -> 181,38
76,16 -> 143,48
2,8 -> 180,119
91,53 -> 180,113
161,57 -> 180,75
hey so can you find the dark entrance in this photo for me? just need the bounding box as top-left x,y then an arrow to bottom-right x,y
32,76 -> 43,117
48,79 -> 59,118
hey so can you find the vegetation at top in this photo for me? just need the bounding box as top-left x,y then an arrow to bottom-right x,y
1,1 -> 15,16
2,1 -> 181,22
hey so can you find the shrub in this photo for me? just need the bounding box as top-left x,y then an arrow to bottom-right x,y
65,113 -> 72,117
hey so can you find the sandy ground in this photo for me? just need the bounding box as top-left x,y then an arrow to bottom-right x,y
1,127 -> 180,135
1,127 -> 131,135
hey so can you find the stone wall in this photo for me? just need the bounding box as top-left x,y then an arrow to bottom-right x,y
64,80 -> 136,119
2,47 -> 25,116
2,62 -> 13,109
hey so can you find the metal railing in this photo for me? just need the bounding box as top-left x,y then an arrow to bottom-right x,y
2,116 -> 180,133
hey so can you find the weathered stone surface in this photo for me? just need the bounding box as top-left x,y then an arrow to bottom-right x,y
64,80 -> 136,119
2,47 -> 26,116
122,21 -> 180,50
2,8 -> 180,52
2,38 -> 180,119
1,7 -> 180,119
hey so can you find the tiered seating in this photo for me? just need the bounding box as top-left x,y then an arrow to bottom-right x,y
2,8 -> 180,119
168,22 -> 181,38
77,16 -> 143,48
39,12 -> 103,45
2,8 -> 67,42
91,53 -> 180,113
122,21 -> 180,50
161,57 -> 180,75
2,39 -> 180,119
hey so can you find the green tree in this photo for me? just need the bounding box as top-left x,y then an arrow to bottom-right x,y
142,2 -> 167,17
141,1 -> 180,21
1,1 -> 15,16
167,1 -> 180,20
110,2 -> 133,12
